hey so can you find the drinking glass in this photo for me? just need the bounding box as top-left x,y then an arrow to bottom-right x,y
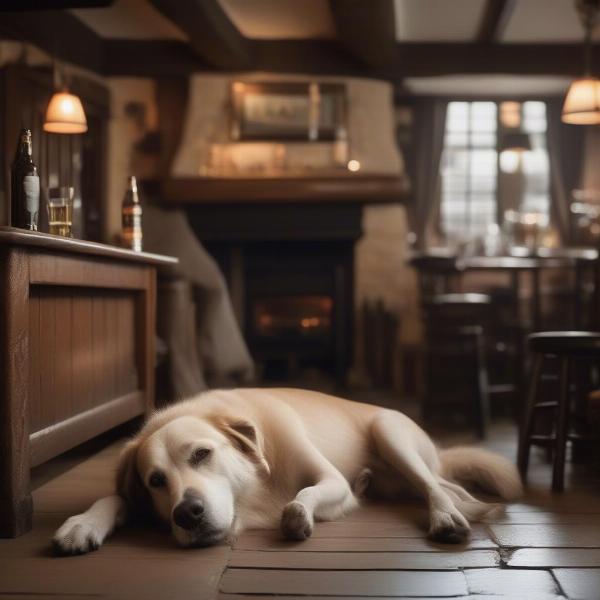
47,187 -> 74,237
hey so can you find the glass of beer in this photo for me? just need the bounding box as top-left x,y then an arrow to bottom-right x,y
47,187 -> 74,237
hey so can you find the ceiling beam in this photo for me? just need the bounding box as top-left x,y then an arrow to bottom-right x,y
149,0 -> 253,70
0,1 -> 113,9
104,40 -> 208,77
477,0 -> 517,42
250,41 -> 590,79
329,0 -> 397,68
0,10 -> 104,73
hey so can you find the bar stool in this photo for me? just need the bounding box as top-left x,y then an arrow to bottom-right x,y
517,331 -> 600,491
423,293 -> 492,438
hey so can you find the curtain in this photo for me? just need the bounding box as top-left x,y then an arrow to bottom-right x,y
406,99 -> 448,249
546,99 -> 585,244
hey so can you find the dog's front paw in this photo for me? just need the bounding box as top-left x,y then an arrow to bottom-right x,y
52,514 -> 103,556
428,510 -> 470,544
281,501 -> 313,541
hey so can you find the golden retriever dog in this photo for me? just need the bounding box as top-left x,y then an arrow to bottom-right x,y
53,388 -> 521,554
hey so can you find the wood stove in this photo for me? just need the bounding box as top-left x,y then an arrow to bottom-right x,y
185,202 -> 362,382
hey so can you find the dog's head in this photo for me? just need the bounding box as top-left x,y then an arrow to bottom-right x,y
116,413 -> 270,547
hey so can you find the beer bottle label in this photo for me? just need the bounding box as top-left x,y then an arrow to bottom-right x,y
23,175 -> 40,215
122,204 -> 142,250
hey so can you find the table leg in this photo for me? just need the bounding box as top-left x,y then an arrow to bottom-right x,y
532,269 -> 541,332
0,248 -> 32,537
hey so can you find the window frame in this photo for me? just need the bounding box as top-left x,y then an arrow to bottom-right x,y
437,95 -> 556,242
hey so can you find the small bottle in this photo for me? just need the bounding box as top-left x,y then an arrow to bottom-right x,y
11,128 -> 40,231
121,176 -> 143,251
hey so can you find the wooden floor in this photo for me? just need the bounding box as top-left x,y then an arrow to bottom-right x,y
1,419 -> 600,599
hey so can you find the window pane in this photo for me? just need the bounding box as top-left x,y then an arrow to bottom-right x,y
445,131 -> 468,146
471,132 -> 496,147
470,102 -> 497,132
447,102 -> 469,131
523,101 -> 546,133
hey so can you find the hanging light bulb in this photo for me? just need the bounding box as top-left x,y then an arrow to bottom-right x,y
43,54 -> 87,134
562,0 -> 600,124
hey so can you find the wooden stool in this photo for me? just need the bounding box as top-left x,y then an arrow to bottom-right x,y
423,293 -> 492,438
517,331 -> 600,491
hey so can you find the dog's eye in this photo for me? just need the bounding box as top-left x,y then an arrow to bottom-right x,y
189,448 -> 211,466
149,471 -> 167,488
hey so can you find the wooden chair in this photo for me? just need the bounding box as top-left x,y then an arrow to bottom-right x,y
517,331 -> 600,491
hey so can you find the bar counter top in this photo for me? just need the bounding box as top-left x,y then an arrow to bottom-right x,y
0,226 -> 178,266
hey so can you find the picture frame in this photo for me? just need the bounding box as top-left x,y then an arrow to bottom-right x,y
230,81 -> 347,142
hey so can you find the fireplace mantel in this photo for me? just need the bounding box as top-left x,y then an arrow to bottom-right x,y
161,174 -> 409,204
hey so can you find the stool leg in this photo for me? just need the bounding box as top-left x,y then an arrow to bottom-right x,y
517,354 -> 543,483
473,332 -> 490,439
553,357 -> 571,492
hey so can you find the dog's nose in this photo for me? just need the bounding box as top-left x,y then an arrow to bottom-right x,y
173,498 -> 205,530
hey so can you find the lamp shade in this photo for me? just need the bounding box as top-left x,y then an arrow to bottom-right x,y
562,77 -> 600,124
500,132 -> 531,152
43,91 -> 87,134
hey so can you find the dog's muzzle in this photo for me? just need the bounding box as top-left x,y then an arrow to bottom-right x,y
173,497 -> 205,531
172,490 -> 225,547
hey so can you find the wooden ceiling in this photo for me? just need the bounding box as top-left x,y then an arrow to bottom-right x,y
0,0 -> 595,85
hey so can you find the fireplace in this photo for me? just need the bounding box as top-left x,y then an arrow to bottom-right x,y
185,201 -> 362,382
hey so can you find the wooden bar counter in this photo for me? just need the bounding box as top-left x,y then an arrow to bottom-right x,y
0,227 -> 177,537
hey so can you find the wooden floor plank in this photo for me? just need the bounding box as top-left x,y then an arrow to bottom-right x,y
298,521 -> 491,540
234,532 -> 497,552
490,524 -> 600,548
508,548 -> 600,568
485,513 -> 600,525
552,568 -> 600,600
464,568 -> 561,598
220,568 -> 468,597
228,549 -> 500,570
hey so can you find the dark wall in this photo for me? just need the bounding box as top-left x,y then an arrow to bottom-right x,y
0,63 -> 109,241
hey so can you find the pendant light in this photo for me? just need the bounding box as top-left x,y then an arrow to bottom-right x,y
562,0 -> 600,124
43,56 -> 87,134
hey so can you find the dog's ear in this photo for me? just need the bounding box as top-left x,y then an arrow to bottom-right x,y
218,417 -> 271,477
115,438 -> 153,521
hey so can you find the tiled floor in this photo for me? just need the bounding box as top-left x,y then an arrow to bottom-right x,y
1,419 -> 599,599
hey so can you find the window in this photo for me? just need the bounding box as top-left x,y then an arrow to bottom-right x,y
440,100 -> 550,242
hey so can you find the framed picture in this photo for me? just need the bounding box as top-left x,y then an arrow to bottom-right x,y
230,81 -> 347,142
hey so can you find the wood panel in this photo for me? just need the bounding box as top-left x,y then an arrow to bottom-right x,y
29,252 -> 150,289
28,287 -> 140,437
29,391 -> 145,467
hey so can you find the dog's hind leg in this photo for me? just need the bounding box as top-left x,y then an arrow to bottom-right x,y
370,410 -> 470,544
52,495 -> 127,555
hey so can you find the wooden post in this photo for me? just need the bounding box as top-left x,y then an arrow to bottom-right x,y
0,248 -> 33,537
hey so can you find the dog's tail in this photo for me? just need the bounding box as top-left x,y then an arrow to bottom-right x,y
438,446 -> 523,501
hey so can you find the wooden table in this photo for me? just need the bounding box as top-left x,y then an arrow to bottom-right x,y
458,248 -> 598,331
0,227 -> 177,537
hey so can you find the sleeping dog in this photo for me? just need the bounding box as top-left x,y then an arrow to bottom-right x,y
53,388 -> 521,554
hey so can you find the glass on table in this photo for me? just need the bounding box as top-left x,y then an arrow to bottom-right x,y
47,187 -> 74,237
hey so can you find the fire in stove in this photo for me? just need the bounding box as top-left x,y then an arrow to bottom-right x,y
254,296 -> 333,338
